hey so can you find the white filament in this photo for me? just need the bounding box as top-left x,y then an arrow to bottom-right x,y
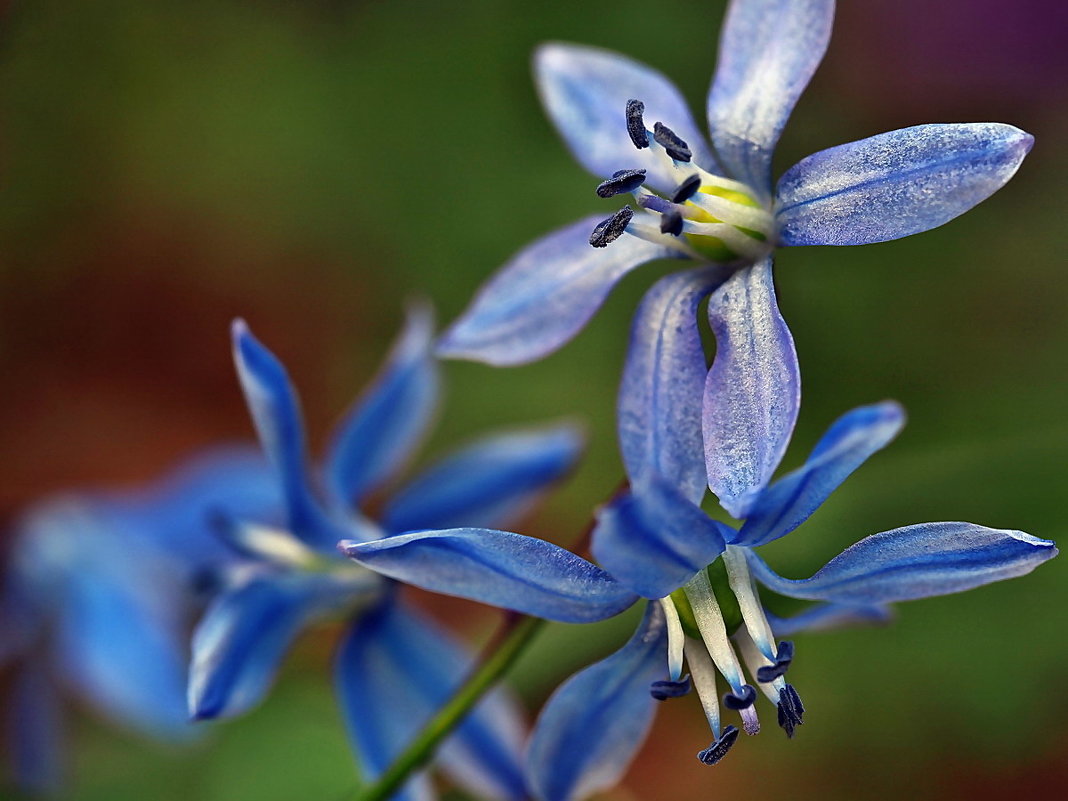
658,596 -> 686,681
683,636 -> 722,738
722,545 -> 778,662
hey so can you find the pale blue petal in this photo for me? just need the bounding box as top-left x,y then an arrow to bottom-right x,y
231,320 -> 339,550
766,602 -> 892,637
188,570 -> 367,720
535,42 -> 717,189
526,603 -> 666,801
8,664 -> 64,795
618,267 -> 731,505
335,601 -> 527,801
340,530 -> 637,623
707,0 -> 835,195
438,218 -> 677,366
703,258 -> 799,518
775,123 -> 1034,246
735,401 -> 905,547
325,304 -> 440,510
747,523 -> 1057,605
383,423 -> 584,533
591,474 -> 730,599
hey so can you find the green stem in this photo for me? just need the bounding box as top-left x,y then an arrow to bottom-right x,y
352,614 -> 546,801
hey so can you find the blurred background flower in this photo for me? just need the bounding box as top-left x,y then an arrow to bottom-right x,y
1,0 -> 1066,799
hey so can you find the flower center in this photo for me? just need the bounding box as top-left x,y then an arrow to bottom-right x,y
588,99 -> 774,263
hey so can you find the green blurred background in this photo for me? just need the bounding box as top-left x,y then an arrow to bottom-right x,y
2,0 -> 1066,798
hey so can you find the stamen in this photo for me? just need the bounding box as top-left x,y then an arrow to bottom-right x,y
697,726 -> 739,766
685,191 -> 773,233
683,637 -> 722,737
596,169 -> 647,198
670,174 -> 702,204
777,684 -> 805,738
757,641 -> 794,683
722,684 -> 757,710
658,597 -> 686,680
652,122 -> 692,162
650,676 -> 691,700
733,625 -> 783,705
660,210 -> 684,236
589,206 -> 633,248
682,570 -> 749,693
680,221 -> 770,261
626,99 -> 649,149
722,545 -> 778,661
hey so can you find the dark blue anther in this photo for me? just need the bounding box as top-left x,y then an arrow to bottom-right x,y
650,676 -> 691,700
626,99 -> 649,149
660,210 -> 684,236
653,122 -> 692,162
589,206 -> 634,248
776,683 -> 805,738
757,640 -> 795,683
670,174 -> 702,204
596,169 -> 647,198
696,726 -> 739,766
722,684 -> 757,710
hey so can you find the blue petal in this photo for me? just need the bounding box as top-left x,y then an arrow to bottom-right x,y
339,530 -> 637,623
747,523 -> 1058,605
383,422 -> 584,533
775,123 -> 1034,246
735,401 -> 905,547
231,320 -> 340,550
438,218 -> 677,366
335,601 -> 527,801
8,663 -> 64,795
766,602 -> 892,637
591,474 -> 730,599
618,267 -> 731,505
707,0 -> 835,195
526,603 -> 666,801
188,570 -> 370,720
703,258 -> 799,518
325,303 -> 441,510
534,42 -> 717,189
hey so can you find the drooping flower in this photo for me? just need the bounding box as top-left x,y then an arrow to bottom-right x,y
191,305 -> 632,801
0,447 -> 281,794
345,270 -> 1057,801
437,0 -> 1033,367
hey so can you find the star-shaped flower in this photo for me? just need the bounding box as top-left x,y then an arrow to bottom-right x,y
437,0 -> 1032,367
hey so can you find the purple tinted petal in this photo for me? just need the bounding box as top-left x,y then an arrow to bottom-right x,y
438,218 -> 676,366
325,303 -> 440,509
383,422 -> 584,533
775,123 -> 1034,246
747,523 -> 1057,605
340,530 -> 637,623
735,401 -> 905,547
703,259 -> 799,518
591,475 -> 730,599
335,602 -> 527,801
526,603 -> 666,801
535,42 -> 717,189
707,0 -> 835,195
765,602 -> 892,637
618,267 -> 731,505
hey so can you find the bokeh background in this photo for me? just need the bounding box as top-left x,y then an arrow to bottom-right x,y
2,0 -> 1067,798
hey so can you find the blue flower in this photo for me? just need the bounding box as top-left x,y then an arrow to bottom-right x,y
192,305 -> 624,801
1,447 -> 281,794
437,0 -> 1033,367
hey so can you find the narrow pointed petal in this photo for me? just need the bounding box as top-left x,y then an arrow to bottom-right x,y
735,401 -> 905,547
707,0 -> 835,195
8,665 -> 64,795
335,602 -> 527,801
382,422 -> 584,533
618,267 -> 732,505
340,530 -> 637,623
703,259 -> 799,518
188,571 -> 369,720
526,603 -> 667,801
325,304 -> 440,509
591,475 -> 731,599
747,523 -> 1058,605
535,42 -> 717,189
438,218 -> 676,366
765,602 -> 892,637
231,320 -> 339,549
775,123 -> 1034,246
